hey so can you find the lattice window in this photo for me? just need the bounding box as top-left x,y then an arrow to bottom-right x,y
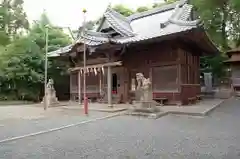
71,72 -> 78,87
232,66 -> 240,78
152,65 -> 178,92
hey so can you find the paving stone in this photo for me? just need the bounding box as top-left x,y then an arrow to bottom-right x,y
0,98 -> 240,158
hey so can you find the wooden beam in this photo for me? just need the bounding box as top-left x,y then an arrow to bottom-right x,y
69,61 -> 122,72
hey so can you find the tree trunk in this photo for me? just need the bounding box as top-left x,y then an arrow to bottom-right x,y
221,2 -> 228,50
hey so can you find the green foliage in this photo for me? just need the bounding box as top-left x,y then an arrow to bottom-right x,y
153,0 -> 178,8
0,30 -> 9,45
112,5 -> 134,17
0,37 -> 44,101
29,13 -> 71,98
0,0 -> 29,38
136,6 -> 149,13
189,0 -> 240,78
0,11 -> 71,101
200,55 -> 228,78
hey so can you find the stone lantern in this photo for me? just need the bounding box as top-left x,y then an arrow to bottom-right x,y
225,47 -> 240,96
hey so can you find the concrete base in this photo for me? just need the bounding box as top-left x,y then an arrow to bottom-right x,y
214,89 -> 233,99
126,111 -> 167,119
127,99 -> 225,117
160,99 -> 225,116
126,103 -> 162,119
129,107 -> 160,113
235,91 -> 240,97
62,105 -> 127,113
41,96 -> 60,107
62,99 -> 225,118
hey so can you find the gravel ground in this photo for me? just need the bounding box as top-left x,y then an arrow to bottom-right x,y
0,111 -> 112,141
0,98 -> 240,159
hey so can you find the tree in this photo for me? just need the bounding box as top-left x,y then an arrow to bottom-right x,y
0,37 -> 44,101
0,30 -> 9,45
136,6 -> 149,13
112,5 -> 134,17
190,0 -> 240,78
0,12 -> 71,101
28,13 -> 72,100
75,20 -> 96,39
29,12 -> 71,52
0,0 -> 29,38
190,0 -> 228,51
153,0 -> 178,8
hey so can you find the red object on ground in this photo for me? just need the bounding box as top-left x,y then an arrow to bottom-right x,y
84,96 -> 88,115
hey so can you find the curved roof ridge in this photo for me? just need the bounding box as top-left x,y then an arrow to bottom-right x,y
169,4 -> 182,20
80,31 -> 110,43
168,3 -> 201,27
104,7 -> 135,37
105,7 -> 131,23
85,30 -> 110,38
178,4 -> 193,20
128,0 -> 187,21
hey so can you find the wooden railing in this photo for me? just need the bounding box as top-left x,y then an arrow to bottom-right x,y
70,85 -> 108,94
70,84 -> 121,103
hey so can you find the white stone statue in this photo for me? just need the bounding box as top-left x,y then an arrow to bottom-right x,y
135,73 -> 154,108
47,79 -> 54,90
42,79 -> 59,107
128,73 -> 159,116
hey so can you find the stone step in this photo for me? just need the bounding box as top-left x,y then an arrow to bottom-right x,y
126,111 -> 167,119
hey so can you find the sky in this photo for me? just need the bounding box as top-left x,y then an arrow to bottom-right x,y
23,0 -> 163,30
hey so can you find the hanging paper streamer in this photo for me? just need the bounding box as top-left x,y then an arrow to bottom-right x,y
94,67 -> 97,75
88,68 -> 91,75
101,66 -> 104,75
90,68 -> 93,76
86,68 -> 89,75
82,68 -> 85,74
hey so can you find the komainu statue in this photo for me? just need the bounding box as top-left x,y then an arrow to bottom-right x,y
42,79 -> 59,107
134,73 -> 158,111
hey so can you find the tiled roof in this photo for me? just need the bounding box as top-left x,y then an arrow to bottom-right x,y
127,0 -> 187,21
76,0 -> 200,46
48,0 -> 211,56
226,47 -> 240,55
104,7 -> 134,36
47,44 -> 73,57
225,54 -> 240,63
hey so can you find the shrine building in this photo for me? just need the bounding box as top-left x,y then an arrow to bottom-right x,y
49,0 -> 219,106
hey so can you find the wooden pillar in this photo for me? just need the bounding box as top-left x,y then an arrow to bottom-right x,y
99,71 -> 102,94
69,72 -> 72,101
78,71 -> 81,104
122,68 -> 130,103
107,66 -> 112,107
149,67 -> 153,93
177,48 -> 182,90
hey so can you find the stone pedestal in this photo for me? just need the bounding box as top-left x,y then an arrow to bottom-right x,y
204,73 -> 213,93
128,73 -> 161,118
214,88 -> 233,99
41,79 -> 59,107
42,91 -> 59,107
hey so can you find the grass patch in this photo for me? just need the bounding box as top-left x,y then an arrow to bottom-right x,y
0,101 -> 35,106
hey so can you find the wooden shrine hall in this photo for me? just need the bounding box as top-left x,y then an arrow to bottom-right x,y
49,0 -> 218,106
